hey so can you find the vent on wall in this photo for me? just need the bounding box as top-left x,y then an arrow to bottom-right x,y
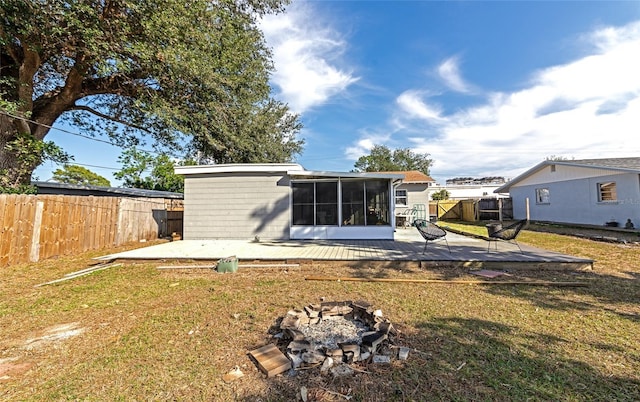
550,165 -> 556,172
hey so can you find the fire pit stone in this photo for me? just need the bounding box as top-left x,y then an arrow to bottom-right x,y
265,300 -> 402,375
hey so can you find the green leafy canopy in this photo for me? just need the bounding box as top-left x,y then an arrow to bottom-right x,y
114,148 -> 194,193
353,145 -> 433,175
1,0 -> 303,192
52,164 -> 111,187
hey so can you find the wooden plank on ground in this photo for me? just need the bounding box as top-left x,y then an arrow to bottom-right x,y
248,344 -> 291,377
305,276 -> 588,287
470,269 -> 509,278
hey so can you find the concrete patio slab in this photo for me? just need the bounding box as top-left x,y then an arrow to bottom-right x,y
97,227 -> 594,270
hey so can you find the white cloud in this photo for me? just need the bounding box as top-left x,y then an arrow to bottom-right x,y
396,90 -> 445,122
437,56 -> 472,93
260,4 -> 359,113
347,20 -> 640,183
344,133 -> 392,160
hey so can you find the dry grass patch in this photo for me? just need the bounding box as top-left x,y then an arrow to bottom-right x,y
1,229 -> 639,401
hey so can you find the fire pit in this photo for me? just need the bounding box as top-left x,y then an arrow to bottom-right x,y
251,300 -> 405,377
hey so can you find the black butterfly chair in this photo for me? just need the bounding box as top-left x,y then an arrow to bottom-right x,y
487,219 -> 529,253
413,219 -> 450,253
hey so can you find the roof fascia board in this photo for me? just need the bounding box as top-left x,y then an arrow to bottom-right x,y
288,170 -> 405,180
494,161 -> 548,193
175,163 -> 304,175
554,161 -> 640,174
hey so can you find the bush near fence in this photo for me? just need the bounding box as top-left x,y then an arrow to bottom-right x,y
0,194 -> 182,266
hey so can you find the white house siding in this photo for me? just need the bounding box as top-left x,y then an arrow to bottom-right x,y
510,172 -> 640,227
398,183 -> 429,210
437,185 -> 504,200
515,164 -> 621,187
183,172 -> 291,240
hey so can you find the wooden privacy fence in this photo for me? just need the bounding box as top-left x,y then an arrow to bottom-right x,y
0,194 -> 182,266
431,198 -> 513,222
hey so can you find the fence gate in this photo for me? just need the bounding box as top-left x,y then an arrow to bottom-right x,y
477,198 -> 513,220
501,198 -> 513,219
434,200 -> 461,220
166,210 -> 184,236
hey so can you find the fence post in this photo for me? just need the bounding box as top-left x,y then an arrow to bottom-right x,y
29,200 -> 44,262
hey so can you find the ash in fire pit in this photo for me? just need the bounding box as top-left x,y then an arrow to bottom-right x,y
267,300 -> 402,373
299,315 -> 369,350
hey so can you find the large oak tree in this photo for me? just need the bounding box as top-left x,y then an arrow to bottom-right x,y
0,0 -> 303,191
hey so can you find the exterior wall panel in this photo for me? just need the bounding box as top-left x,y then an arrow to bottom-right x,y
183,173 -> 291,240
516,165 -> 621,187
404,183 -> 430,208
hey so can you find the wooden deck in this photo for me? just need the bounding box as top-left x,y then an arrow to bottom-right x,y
98,229 -> 594,270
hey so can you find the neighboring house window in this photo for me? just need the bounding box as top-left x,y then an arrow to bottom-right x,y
536,188 -> 550,204
598,182 -> 617,202
395,189 -> 407,206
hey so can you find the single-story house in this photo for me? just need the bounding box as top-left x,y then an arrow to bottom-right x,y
389,170 -> 435,210
174,163 -> 405,240
494,157 -> 640,228
429,183 -> 508,200
385,171 -> 435,225
33,181 -> 184,199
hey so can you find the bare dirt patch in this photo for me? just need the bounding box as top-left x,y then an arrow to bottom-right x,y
0,358 -> 33,381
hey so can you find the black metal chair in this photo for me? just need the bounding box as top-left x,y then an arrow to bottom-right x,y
487,219 -> 529,253
413,219 -> 450,253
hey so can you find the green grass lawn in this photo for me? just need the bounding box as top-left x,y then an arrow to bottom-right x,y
1,224 -> 639,401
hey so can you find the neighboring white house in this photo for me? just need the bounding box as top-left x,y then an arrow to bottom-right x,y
494,157 -> 640,228
428,183 -> 507,200
174,163 -> 404,240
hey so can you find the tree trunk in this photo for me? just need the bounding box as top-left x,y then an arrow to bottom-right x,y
0,114 -> 41,187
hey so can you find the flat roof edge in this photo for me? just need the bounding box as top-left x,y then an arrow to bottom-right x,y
288,170 -> 405,179
175,163 -> 304,175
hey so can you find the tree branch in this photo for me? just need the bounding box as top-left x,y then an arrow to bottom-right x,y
0,26 -> 23,64
80,72 -> 149,97
68,104 -> 153,134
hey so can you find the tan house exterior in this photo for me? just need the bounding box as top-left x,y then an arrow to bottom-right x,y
381,171 -> 436,225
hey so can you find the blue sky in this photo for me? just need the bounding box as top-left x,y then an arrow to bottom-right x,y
35,1 -> 640,185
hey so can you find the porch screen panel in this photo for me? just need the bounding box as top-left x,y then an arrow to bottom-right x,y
292,182 -> 314,225
341,181 -> 365,225
366,180 -> 390,225
316,181 -> 338,225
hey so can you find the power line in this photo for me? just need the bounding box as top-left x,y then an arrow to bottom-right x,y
0,110 -> 166,173
39,161 -> 124,171
0,110 -> 159,154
